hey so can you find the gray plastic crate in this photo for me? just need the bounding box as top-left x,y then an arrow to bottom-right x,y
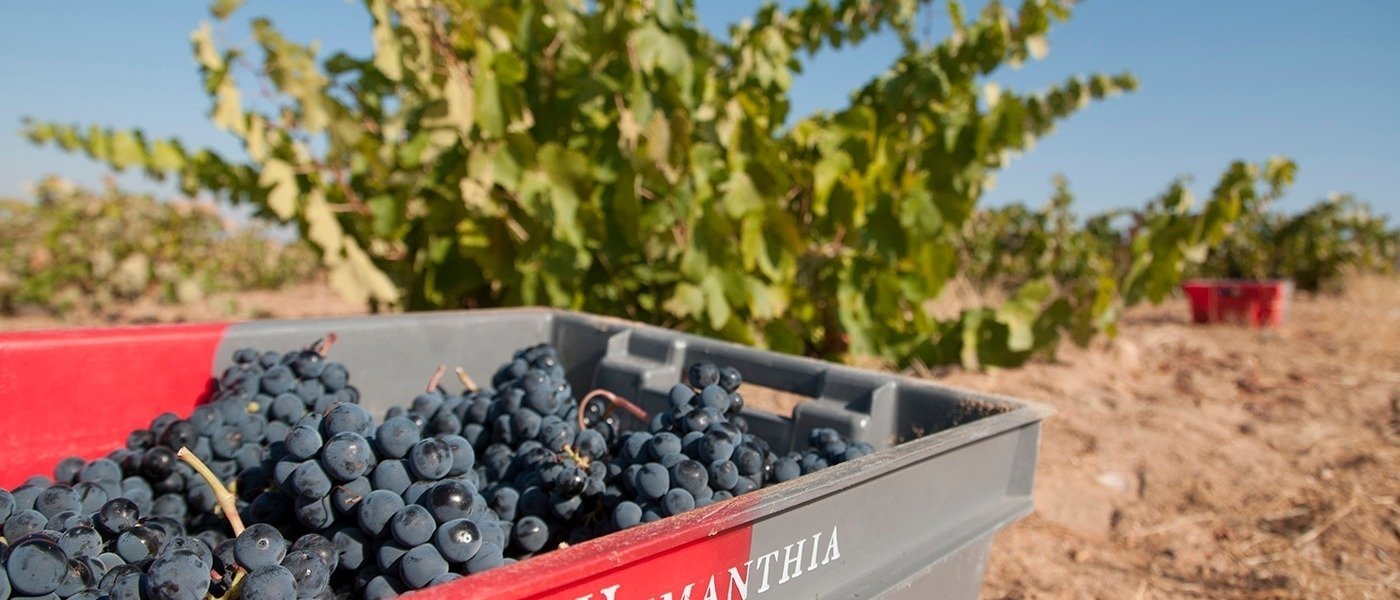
0,308 -> 1049,599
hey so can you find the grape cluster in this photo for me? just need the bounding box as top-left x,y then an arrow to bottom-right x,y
603,363 -> 874,530
0,340 -> 875,599
0,340 -> 356,599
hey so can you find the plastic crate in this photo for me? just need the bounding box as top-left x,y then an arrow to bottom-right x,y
0,309 -> 1050,599
1182,279 -> 1292,327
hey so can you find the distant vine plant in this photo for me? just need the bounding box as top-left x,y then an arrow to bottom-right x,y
0,177 -> 318,316
20,0 -> 1230,368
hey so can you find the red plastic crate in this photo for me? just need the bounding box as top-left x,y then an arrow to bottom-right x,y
1181,279 -> 1293,327
0,311 -> 1050,599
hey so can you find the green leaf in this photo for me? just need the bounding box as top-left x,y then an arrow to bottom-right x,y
701,273 -> 730,329
444,71 -> 475,135
258,159 -> 298,220
148,139 -> 185,172
107,130 -> 145,170
23,120 -> 54,144
343,235 -> 399,305
210,0 -> 244,20
632,24 -> 689,76
763,320 -> 805,355
303,190 -> 343,257
994,278 -> 1053,352
656,0 -> 682,27
663,282 -> 705,318
812,151 -> 851,215
611,170 -> 641,247
83,125 -> 109,161
959,309 -> 986,370
456,218 -> 492,252
538,144 -> 589,247
473,68 -> 504,138
191,23 -> 221,70
55,125 -> 81,151
366,194 -> 404,239
211,79 -> 244,133
368,0 -> 401,81
721,171 -> 762,218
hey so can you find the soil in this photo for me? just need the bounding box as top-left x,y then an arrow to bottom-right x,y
3,276 -> 1396,598
958,276 -> 1400,599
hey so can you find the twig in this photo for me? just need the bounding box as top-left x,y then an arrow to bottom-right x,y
426,365 -> 447,392
176,447 -> 245,535
578,389 -> 649,433
1130,513 -> 1212,539
1294,495 -> 1359,548
331,167 -> 371,216
312,332 -> 338,357
454,367 -> 478,392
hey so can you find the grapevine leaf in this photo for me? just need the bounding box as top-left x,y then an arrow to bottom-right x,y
210,0 -> 243,20
701,273 -> 730,329
721,171 -> 762,219
763,320 -> 805,355
258,159 -> 298,220
633,24 -> 689,76
994,278 -> 1053,352
663,282 -> 705,318
108,130 -> 146,170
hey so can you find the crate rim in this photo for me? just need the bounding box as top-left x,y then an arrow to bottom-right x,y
0,307 -> 1055,423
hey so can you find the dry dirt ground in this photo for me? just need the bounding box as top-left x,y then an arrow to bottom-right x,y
961,277 -> 1400,599
3,277 -> 1396,599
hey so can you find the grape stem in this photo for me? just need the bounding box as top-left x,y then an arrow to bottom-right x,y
176,446 -> 246,536
333,484 -> 362,504
426,365 -> 447,392
312,332 -> 338,357
454,367 -> 479,392
561,444 -> 591,470
578,389 -> 649,432
209,569 -> 245,600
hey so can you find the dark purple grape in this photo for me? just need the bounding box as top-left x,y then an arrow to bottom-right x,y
613,501 -> 643,529
687,362 -> 720,389
242,564 -> 296,600
389,504 -> 435,547
718,366 -> 743,392
3,509 -> 48,541
331,527 -> 368,571
669,459 -> 708,496
407,438 -> 452,481
512,516 -> 549,553
281,549 -> 331,598
464,542 -> 504,574
320,432 -> 373,482
356,490 -> 404,538
433,518 -> 482,563
374,416 -> 420,459
234,523 -> 287,570
5,538 -> 67,595
144,548 -> 210,599
662,488 -> 696,516
291,533 -> 339,573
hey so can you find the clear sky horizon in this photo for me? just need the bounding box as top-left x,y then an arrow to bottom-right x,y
1,1 -> 1396,219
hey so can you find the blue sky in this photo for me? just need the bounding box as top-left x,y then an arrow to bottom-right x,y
1,1 -> 1397,218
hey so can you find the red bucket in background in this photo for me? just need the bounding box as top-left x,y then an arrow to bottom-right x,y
1182,279 -> 1293,327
